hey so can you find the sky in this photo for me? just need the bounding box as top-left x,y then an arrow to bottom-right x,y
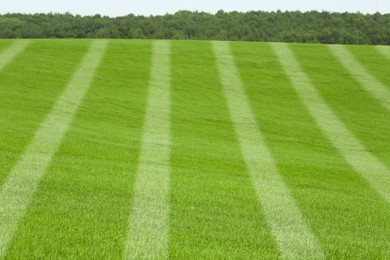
0,0 -> 389,17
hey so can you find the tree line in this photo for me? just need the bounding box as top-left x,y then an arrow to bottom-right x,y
0,10 -> 389,45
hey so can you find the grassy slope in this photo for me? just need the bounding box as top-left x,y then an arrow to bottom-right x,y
6,40 -> 151,258
0,40 -> 389,258
169,41 -> 278,258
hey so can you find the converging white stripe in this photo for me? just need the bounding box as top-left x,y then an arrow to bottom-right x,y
328,45 -> 390,112
376,45 -> 390,60
0,40 -> 107,257
272,42 -> 390,205
124,41 -> 171,259
213,41 -> 324,259
0,40 -> 31,71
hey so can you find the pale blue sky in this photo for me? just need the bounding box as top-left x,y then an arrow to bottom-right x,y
0,0 -> 389,17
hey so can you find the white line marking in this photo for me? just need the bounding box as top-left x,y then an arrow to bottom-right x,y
124,41 -> 171,260
0,40 -> 107,257
0,40 -> 31,71
272,42 -> 390,205
376,45 -> 390,60
328,44 -> 390,112
213,41 -> 324,259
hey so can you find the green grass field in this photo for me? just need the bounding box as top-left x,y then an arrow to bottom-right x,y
0,39 -> 389,259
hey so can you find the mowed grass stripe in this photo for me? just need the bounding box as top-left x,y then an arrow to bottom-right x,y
346,45 -> 390,96
292,44 -> 390,176
0,41 -> 90,187
328,45 -> 390,112
376,46 -> 390,59
124,41 -> 171,259
213,41 -> 324,259
0,40 -> 30,71
5,40 -> 152,258
233,42 -> 390,258
169,41 -> 278,258
272,43 -> 390,204
0,40 -> 107,257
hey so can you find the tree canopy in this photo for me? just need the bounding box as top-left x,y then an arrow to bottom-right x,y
0,10 -> 389,45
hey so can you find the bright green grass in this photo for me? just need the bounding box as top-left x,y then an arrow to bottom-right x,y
0,39 -> 389,259
0,40 -> 12,51
5,40 -> 152,258
291,44 -> 390,170
348,45 -> 390,90
0,40 -> 90,187
232,42 -> 390,258
169,41 -> 278,258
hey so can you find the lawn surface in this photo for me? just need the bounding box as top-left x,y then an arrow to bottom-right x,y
0,39 -> 389,259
